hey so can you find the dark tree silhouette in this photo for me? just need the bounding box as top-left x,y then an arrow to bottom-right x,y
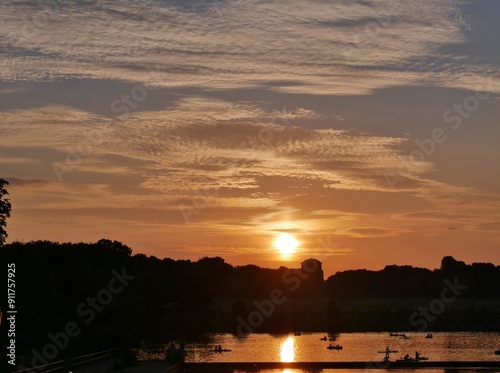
0,179 -> 12,246
96,238 -> 132,256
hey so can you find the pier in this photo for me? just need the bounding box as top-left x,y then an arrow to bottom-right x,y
113,361 -> 181,373
11,351 -> 500,373
182,361 -> 500,371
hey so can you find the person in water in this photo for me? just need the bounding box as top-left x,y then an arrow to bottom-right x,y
384,346 -> 391,361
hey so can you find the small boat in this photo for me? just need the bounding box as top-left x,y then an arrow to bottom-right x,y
213,348 -> 232,353
212,345 -> 231,353
425,333 -> 433,339
378,350 -> 399,353
320,336 -> 328,341
294,332 -> 302,336
396,352 -> 428,362
396,357 -> 428,362
327,344 -> 343,350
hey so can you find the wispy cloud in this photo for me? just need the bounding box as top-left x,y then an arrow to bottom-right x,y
1,0 -> 499,270
1,0 -> 497,94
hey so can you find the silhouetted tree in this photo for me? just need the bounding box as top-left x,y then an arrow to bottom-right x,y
96,238 -> 132,256
325,265 -> 439,298
0,179 -> 12,246
441,255 -> 467,274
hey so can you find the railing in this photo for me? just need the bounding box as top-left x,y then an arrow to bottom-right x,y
13,348 -> 124,373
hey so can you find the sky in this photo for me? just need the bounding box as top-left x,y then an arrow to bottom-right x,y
0,0 -> 499,276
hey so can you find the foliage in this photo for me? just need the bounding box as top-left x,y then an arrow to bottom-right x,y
0,237 -> 499,360
0,178 -> 12,246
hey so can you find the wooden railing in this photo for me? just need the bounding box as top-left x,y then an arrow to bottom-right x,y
13,348 -> 124,373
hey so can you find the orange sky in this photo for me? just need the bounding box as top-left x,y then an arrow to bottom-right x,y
1,1 -> 499,277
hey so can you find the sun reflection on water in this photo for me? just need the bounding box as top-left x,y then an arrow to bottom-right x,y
279,336 -> 295,362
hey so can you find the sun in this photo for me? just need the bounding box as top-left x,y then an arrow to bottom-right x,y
274,233 -> 299,257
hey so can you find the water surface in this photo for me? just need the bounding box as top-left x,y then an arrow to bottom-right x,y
138,332 -> 500,363
184,332 -> 500,363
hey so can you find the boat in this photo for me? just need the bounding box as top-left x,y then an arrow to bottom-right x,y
396,356 -> 429,362
212,345 -> 231,353
396,352 -> 428,362
390,333 -> 405,337
327,344 -> 343,350
378,350 -> 399,353
425,333 -> 433,339
495,350 -> 500,355
294,332 -> 302,336
320,336 -> 328,341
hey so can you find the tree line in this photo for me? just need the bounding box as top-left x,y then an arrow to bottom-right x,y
1,239 -> 499,355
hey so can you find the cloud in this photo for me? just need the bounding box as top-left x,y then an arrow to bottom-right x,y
0,99 -> 487,209
0,157 -> 40,165
4,177 -> 48,187
399,211 -> 474,221
0,0 -> 497,95
1,0 -> 499,270
476,222 -> 500,232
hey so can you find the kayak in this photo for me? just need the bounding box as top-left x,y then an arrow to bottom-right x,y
396,357 -> 428,362
327,345 -> 343,350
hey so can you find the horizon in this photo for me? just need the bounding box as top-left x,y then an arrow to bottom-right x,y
6,237 -> 495,279
130,250 -> 499,278
1,1 -> 499,274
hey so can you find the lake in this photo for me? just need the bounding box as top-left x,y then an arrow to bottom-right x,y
138,332 -> 500,364
188,370 -> 499,373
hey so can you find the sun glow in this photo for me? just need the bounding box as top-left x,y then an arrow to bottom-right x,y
273,233 -> 299,257
280,336 -> 296,362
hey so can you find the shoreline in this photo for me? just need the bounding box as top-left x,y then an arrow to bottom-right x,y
182,361 -> 500,370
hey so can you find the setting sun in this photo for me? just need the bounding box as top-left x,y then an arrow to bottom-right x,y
274,233 -> 299,257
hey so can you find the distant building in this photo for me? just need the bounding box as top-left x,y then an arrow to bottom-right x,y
279,258 -> 324,297
301,258 -> 324,283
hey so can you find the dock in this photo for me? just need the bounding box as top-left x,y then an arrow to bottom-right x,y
182,361 -> 500,371
113,361 -> 181,373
